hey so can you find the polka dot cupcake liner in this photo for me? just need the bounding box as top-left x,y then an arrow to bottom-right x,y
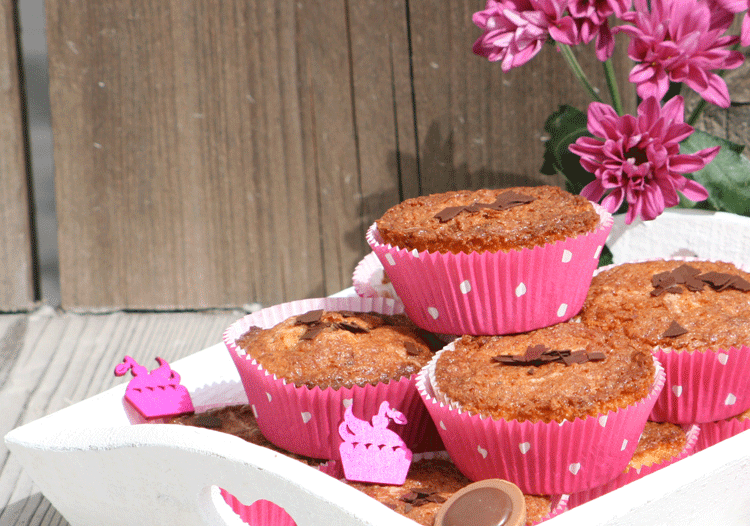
649,346 -> 750,424
536,494 -> 569,525
567,424 -> 700,508
591,258 -> 750,424
352,251 -> 401,301
223,297 -> 443,460
695,412 -> 750,452
416,348 -> 665,495
366,204 -> 612,335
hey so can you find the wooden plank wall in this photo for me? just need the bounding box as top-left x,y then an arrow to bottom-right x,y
0,0 -> 36,311
43,0 -> 639,310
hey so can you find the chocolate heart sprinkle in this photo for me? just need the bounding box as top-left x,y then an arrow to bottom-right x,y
661,320 -> 688,338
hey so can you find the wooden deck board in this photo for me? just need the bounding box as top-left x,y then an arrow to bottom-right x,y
0,309 -> 246,526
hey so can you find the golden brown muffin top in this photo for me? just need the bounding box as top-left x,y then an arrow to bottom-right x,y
347,458 -> 552,526
581,260 -> 750,352
627,421 -> 687,471
434,323 -> 655,423
235,310 -> 442,389
375,186 -> 600,254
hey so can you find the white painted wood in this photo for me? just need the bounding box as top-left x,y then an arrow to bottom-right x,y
6,343 -> 750,526
608,209 -> 750,268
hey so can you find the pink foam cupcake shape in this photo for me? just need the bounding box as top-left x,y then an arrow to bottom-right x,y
567,424 -> 700,508
114,356 -> 194,419
416,350 -> 665,495
338,401 -> 413,485
366,204 -> 612,335
223,297 -> 443,460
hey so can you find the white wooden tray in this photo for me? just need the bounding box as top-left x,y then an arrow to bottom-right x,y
5,341 -> 750,526
6,209 -> 750,525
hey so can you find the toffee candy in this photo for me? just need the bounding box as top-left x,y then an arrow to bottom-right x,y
434,479 -> 526,526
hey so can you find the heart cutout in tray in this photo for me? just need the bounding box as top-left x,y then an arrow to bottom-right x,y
219,487 -> 298,526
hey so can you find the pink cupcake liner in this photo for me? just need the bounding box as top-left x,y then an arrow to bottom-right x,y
416,349 -> 665,495
366,204 -> 612,335
695,414 -> 750,452
535,494 -> 569,525
223,297 -> 443,460
220,489 -> 298,526
649,346 -> 750,424
353,252 -> 401,301
567,424 -> 700,508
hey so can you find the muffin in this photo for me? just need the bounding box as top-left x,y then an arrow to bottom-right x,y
418,322 -> 665,494
235,309 -> 438,390
581,259 -> 750,423
366,186 -> 612,335
433,323 -> 655,423
223,297 -> 444,460
568,421 -> 699,507
376,186 -> 599,254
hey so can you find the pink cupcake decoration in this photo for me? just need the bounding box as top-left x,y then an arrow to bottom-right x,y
114,356 -> 194,419
338,401 -> 413,485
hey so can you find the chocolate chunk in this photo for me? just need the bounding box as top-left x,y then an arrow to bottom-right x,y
194,414 -> 222,429
300,324 -> 327,340
652,271 -> 677,289
434,206 -> 465,223
661,320 -> 688,338
731,276 -> 750,291
699,271 -> 750,292
494,345 -> 598,367
563,351 -> 589,366
296,309 -> 324,325
672,264 -> 701,282
433,191 -> 534,223
586,351 -> 606,362
489,191 -> 536,210
334,321 -> 370,334
404,341 -> 422,356
524,344 -> 547,362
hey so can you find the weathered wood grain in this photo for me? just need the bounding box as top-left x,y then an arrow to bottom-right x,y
0,309 -> 244,526
46,0 -> 640,310
0,0 -> 35,311
408,0 -> 636,196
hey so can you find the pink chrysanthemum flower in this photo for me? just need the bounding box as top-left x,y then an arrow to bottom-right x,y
615,0 -> 744,108
711,0 -> 750,45
472,0 -> 576,71
566,0 -> 632,61
569,96 -> 720,224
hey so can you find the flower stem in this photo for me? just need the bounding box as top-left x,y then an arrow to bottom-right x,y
686,99 -> 707,127
603,59 -> 623,115
558,44 -> 603,104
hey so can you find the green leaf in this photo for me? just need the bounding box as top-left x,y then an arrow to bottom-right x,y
679,130 -> 750,217
540,105 -> 595,194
